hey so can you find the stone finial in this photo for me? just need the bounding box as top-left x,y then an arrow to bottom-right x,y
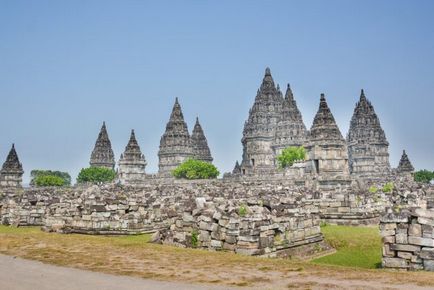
265,67 -> 271,76
397,150 -> 414,173
90,122 -> 115,170
0,143 -> 24,187
360,89 -> 366,102
285,83 -> 294,102
191,117 -> 213,163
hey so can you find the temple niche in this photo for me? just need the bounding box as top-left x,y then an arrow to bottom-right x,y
90,122 -> 115,170
0,144 -> 24,188
305,94 -> 349,176
347,90 -> 390,176
117,130 -> 147,184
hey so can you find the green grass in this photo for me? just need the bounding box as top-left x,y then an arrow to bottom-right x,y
312,225 -> 382,269
0,225 -> 40,234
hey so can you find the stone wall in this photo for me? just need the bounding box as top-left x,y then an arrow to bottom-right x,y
381,208 -> 434,271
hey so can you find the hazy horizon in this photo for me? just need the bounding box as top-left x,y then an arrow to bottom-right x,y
1,0 -> 433,183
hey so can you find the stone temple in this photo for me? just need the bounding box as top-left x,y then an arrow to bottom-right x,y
347,89 -> 390,176
117,129 -> 147,184
0,144 -> 24,187
90,122 -> 115,170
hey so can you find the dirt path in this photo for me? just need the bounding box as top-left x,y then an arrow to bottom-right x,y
0,255 -> 233,290
2,254 -> 433,290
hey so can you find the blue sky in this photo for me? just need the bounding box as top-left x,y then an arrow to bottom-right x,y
1,0 -> 433,183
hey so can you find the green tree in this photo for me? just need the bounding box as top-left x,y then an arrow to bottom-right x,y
34,175 -> 65,187
276,146 -> 306,168
30,170 -> 71,186
76,167 -> 116,184
172,159 -> 219,179
414,170 -> 434,184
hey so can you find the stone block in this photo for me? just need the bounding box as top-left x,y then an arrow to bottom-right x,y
397,251 -> 412,259
408,224 -> 422,237
210,239 -> 222,248
408,236 -> 434,247
420,248 -> 434,259
382,257 -> 408,268
424,259 -> 434,271
395,233 -> 408,244
390,244 -> 420,252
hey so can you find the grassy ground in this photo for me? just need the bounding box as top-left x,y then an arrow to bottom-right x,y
1,225 -> 433,289
312,225 -> 382,269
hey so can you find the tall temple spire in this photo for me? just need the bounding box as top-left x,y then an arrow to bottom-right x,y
241,67 -> 283,174
272,83 -> 307,156
310,94 -> 344,142
158,98 -> 194,174
306,94 -> 349,175
347,90 -> 390,176
0,144 -> 24,187
191,117 -> 213,163
397,150 -> 414,174
118,129 -> 147,184
90,122 -> 115,170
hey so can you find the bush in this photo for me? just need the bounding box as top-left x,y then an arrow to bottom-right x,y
34,175 -> 65,187
77,167 -> 116,184
382,182 -> 394,193
414,170 -> 434,184
277,146 -> 306,168
172,159 -> 219,179
191,230 -> 199,248
368,186 -> 378,194
30,170 -> 71,186
238,204 -> 248,217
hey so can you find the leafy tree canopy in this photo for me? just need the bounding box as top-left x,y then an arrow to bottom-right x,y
414,170 -> 434,184
172,159 -> 219,179
276,146 -> 306,169
30,170 -> 71,186
34,175 -> 65,187
76,167 -> 116,184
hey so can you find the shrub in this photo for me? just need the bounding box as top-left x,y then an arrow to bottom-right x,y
77,167 -> 116,184
382,182 -> 394,193
34,175 -> 65,187
238,204 -> 248,217
368,186 -> 378,194
414,170 -> 434,184
191,230 -> 199,248
276,146 -> 306,169
30,170 -> 71,186
172,159 -> 219,179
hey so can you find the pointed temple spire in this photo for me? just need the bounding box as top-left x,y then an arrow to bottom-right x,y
306,94 -> 349,175
347,90 -> 390,176
191,117 -> 213,163
0,144 -> 24,187
158,98 -> 194,174
241,67 -> 283,174
90,122 -> 115,170
310,94 -> 345,142
397,150 -> 414,174
118,129 -> 147,184
232,161 -> 241,175
272,83 -> 307,155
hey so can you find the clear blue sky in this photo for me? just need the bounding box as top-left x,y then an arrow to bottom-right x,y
1,0 -> 433,183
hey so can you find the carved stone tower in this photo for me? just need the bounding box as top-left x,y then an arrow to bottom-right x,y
158,98 -> 194,174
0,144 -> 24,187
90,122 -> 115,170
241,68 -> 283,174
397,150 -> 414,174
118,130 -> 147,184
272,84 -> 307,157
306,94 -> 349,176
191,117 -> 213,163
347,90 -> 390,176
